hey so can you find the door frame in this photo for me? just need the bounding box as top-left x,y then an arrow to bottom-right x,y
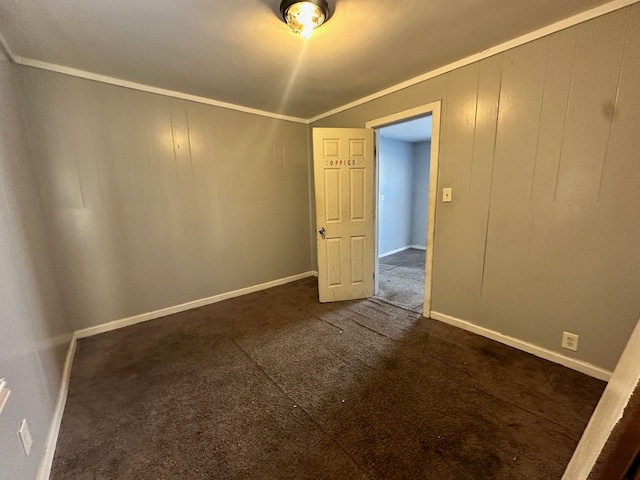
365,101 -> 442,318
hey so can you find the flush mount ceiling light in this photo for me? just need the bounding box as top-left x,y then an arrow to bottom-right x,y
279,0 -> 330,39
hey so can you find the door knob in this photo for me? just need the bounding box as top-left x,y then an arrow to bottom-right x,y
318,227 -> 325,235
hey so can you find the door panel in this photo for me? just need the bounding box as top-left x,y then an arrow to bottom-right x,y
313,128 -> 374,302
349,169 -> 366,221
325,237 -> 342,286
350,236 -> 366,284
324,169 -> 341,222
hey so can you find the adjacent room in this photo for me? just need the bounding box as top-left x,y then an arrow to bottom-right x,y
1,1 -> 639,479
376,116 -> 432,313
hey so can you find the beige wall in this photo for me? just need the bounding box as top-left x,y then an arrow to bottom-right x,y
312,5 -> 640,370
18,67 -> 312,331
0,57 -> 72,479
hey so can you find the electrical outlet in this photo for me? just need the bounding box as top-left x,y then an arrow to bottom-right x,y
19,419 -> 33,456
442,187 -> 452,203
562,331 -> 579,351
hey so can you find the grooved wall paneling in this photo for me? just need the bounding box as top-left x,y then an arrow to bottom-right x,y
312,5 -> 640,370
19,70 -> 311,330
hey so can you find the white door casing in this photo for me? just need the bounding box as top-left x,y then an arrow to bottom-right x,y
312,128 -> 375,303
365,101 -> 442,318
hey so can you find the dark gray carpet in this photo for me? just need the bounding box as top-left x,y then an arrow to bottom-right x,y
51,277 -> 605,479
377,248 -> 426,312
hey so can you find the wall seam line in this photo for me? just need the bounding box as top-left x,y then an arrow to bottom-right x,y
596,8 -> 632,202
529,39 -> 552,202
552,28 -> 580,202
468,65 -> 481,193
185,106 -> 196,188
478,54 -> 505,298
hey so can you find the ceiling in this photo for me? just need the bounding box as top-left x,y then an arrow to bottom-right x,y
0,0 -> 619,120
380,116 -> 432,143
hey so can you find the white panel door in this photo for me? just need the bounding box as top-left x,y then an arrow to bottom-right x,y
313,128 -> 374,302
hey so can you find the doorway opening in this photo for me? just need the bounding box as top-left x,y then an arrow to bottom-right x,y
366,102 -> 441,318
377,116 -> 431,313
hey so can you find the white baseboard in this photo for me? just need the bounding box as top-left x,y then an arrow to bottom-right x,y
379,246 -> 411,258
311,270 -> 318,277
430,311 -> 612,381
38,335 -> 77,480
379,245 -> 427,258
38,271 -> 317,479
75,271 -> 316,339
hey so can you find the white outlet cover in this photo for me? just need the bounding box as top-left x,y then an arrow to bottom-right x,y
562,331 -> 579,352
442,187 -> 452,203
19,419 -> 33,456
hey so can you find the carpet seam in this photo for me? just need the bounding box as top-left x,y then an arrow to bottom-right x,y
347,306 -> 411,344
306,313 -> 399,374
370,296 -> 423,315
229,337 -> 373,479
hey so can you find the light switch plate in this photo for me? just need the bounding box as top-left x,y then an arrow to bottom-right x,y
443,187 -> 452,203
19,419 -> 33,456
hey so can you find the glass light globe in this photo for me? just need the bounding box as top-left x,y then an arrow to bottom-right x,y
285,2 -> 326,38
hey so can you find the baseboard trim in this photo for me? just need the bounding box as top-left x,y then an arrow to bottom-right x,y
35,283 -> 611,480
37,271 -> 317,479
75,271 -> 317,339
379,245 -> 426,258
430,311 -> 612,381
379,246 -> 411,258
37,334 -> 77,480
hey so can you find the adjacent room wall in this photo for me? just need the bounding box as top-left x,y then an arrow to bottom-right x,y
17,66 -> 312,331
312,4 -> 640,371
410,141 -> 431,248
0,55 -> 72,480
378,136 -> 413,255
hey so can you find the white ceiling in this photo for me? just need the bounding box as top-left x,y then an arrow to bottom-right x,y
380,116 -> 432,143
0,0 -> 620,119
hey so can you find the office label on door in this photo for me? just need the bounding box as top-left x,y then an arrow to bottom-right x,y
325,159 -> 363,167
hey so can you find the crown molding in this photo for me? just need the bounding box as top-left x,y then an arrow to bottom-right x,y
2,0 -> 637,124
12,55 -> 308,124
307,0 -> 640,123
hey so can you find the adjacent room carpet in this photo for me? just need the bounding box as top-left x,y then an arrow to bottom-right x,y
51,277 -> 606,480
377,248 -> 426,313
